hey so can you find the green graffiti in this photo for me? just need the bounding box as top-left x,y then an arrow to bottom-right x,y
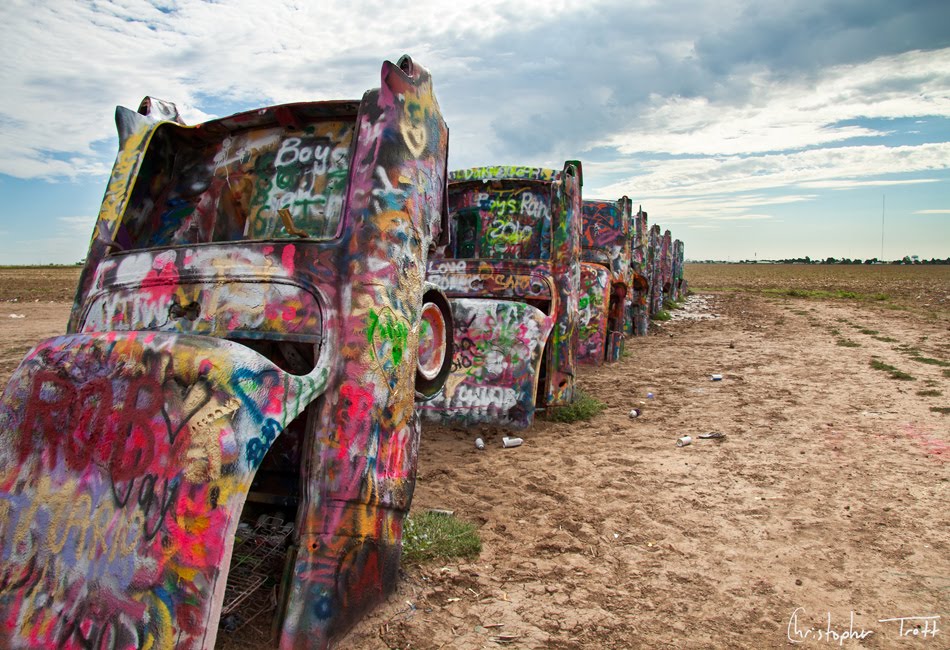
367,309 -> 409,366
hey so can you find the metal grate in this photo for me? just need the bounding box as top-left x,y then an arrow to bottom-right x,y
219,515 -> 294,632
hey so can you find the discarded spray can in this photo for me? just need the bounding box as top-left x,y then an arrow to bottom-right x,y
647,392 -> 655,399
475,437 -> 485,450
710,374 -> 723,381
629,408 -> 641,419
676,436 -> 692,447
502,436 -> 523,448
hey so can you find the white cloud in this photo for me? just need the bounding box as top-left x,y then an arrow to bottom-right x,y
711,214 -> 774,221
604,48 -> 950,156
595,141 -> 950,201
0,0 -> 586,179
914,209 -> 950,215
58,215 -> 97,234
798,178 -> 941,190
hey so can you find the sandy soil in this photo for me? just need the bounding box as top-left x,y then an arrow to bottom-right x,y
343,292 -> 948,649
0,301 -> 71,383
2,293 -> 947,649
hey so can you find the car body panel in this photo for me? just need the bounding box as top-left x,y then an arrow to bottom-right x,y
0,331 -> 328,649
577,262 -> 610,364
416,299 -> 553,429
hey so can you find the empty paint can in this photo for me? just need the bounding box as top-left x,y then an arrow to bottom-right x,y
676,436 -> 692,447
629,408 -> 641,419
647,392 -> 655,399
475,437 -> 485,450
502,436 -> 523,448
710,374 -> 723,381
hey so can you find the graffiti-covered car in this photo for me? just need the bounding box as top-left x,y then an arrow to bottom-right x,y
659,229 -> 673,307
672,238 -> 686,301
0,56 -> 452,650
577,197 -> 633,364
629,207 -> 650,336
421,162 -> 583,428
648,223 -> 663,316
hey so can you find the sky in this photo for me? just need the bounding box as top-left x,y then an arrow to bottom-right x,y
0,0 -> 948,264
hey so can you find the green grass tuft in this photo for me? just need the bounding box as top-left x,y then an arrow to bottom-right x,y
916,389 -> 942,397
930,406 -> 950,415
872,335 -> 898,343
402,511 -> 481,564
869,359 -> 915,380
909,355 -> 950,368
762,288 -> 890,302
836,339 -> 860,348
651,310 -> 672,321
546,390 -> 607,423
857,328 -> 879,335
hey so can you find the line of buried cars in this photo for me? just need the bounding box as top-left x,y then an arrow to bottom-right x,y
423,162 -> 686,430
0,56 -> 684,649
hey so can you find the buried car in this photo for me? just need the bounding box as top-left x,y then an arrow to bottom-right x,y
421,162 -> 583,429
629,207 -> 651,336
0,56 -> 451,649
577,196 -> 633,364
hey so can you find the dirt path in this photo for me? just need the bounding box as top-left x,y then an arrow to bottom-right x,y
2,294 -> 947,648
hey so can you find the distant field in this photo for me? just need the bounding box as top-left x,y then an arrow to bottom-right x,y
2,263 -> 949,317
685,263 -> 950,316
0,266 -> 82,302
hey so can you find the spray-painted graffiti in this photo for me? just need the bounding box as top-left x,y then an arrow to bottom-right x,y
629,207 -> 651,336
648,224 -> 664,316
1,56 -> 451,650
425,162 -> 582,428
578,197 -> 633,363
627,213 -> 687,330
0,333 -> 327,650
660,229 -> 673,304
672,239 -> 686,301
426,260 -> 555,300
418,299 -> 553,428
577,262 -> 610,364
449,166 -> 558,182
448,184 -> 553,259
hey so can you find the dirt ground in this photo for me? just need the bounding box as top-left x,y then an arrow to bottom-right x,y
339,292 -> 948,650
1,274 -> 947,649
